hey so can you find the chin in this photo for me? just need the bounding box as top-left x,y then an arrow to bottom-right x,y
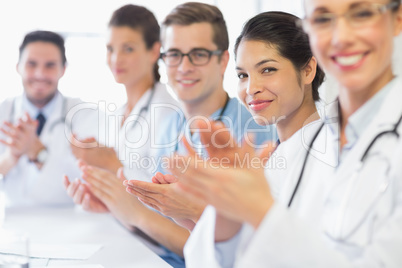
337,77 -> 370,93
253,117 -> 272,126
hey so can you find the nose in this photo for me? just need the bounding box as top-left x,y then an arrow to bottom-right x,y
330,17 -> 354,48
110,51 -> 120,65
177,54 -> 194,73
246,76 -> 264,96
33,66 -> 47,79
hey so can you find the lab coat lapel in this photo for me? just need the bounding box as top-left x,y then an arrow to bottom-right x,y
13,96 -> 24,123
323,77 -> 402,243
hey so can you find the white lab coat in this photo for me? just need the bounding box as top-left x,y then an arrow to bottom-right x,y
0,92 -> 99,207
185,77 -> 402,267
100,82 -> 179,181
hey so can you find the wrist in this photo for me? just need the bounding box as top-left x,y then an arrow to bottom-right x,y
28,144 -> 48,164
27,139 -> 45,161
131,203 -> 151,228
250,198 -> 274,229
5,150 -> 20,165
108,159 -> 123,174
8,150 -> 21,163
191,205 -> 206,223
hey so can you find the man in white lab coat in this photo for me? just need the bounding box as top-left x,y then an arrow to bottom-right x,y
0,30 -> 98,207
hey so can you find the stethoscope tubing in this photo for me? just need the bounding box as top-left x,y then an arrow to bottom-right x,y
174,93 -> 230,153
127,85 -> 156,131
288,111 -> 402,208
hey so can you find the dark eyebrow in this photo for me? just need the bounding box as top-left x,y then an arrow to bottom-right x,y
311,7 -> 330,13
236,59 -> 277,71
45,61 -> 58,68
166,48 -> 181,52
166,47 -> 210,53
350,1 -> 369,9
255,59 -> 277,68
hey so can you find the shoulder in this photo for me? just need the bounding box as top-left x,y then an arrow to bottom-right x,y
150,83 -> 182,119
64,96 -> 100,127
64,96 -> 99,115
0,97 -> 15,109
153,82 -> 179,106
64,96 -> 84,108
0,96 -> 18,120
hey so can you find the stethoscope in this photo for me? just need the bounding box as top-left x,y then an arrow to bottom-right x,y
174,93 -> 230,152
287,111 -> 402,208
125,85 -> 156,130
8,93 -> 70,135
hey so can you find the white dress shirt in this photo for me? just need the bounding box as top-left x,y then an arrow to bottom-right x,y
0,91 -> 99,207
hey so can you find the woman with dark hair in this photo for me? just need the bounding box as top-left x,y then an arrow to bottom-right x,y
63,5 -> 184,267
135,10 -> 325,267
66,4 -> 177,176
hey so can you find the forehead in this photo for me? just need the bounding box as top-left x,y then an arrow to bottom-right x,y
20,41 -> 62,63
236,40 -> 286,65
107,26 -> 144,44
303,0 -> 386,14
162,22 -> 216,51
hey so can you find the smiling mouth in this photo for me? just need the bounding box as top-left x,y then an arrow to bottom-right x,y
31,80 -> 51,86
178,79 -> 199,85
248,99 -> 273,111
333,53 -> 367,67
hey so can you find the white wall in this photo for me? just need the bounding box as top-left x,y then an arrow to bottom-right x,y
0,1 -> 401,106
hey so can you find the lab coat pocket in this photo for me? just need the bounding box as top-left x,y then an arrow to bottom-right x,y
323,154 -> 392,247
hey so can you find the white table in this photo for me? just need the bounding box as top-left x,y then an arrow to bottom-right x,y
2,206 -> 172,268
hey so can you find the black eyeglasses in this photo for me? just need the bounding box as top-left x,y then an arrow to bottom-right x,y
160,48 -> 223,67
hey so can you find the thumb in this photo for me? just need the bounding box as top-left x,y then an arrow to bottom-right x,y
78,159 -> 88,169
117,167 -> 126,181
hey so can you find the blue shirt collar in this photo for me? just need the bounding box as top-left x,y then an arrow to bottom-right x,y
345,78 -> 396,147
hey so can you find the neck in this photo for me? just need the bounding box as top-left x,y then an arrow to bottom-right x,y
183,87 -> 228,120
276,97 -> 319,143
338,69 -> 394,148
124,75 -> 154,113
28,91 -> 57,109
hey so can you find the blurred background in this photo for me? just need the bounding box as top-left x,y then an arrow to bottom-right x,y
0,0 -> 401,107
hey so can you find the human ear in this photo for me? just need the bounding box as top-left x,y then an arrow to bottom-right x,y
219,50 -> 230,76
151,42 -> 162,64
303,56 -> 318,85
393,4 -> 402,36
16,63 -> 20,74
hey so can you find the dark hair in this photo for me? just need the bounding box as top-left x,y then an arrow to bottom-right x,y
19,30 -> 67,66
162,2 -> 229,51
109,4 -> 161,82
392,0 -> 401,10
234,11 -> 325,101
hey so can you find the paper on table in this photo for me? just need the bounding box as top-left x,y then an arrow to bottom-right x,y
0,243 -> 102,260
45,265 -> 104,268
29,258 -> 49,267
31,244 -> 103,259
